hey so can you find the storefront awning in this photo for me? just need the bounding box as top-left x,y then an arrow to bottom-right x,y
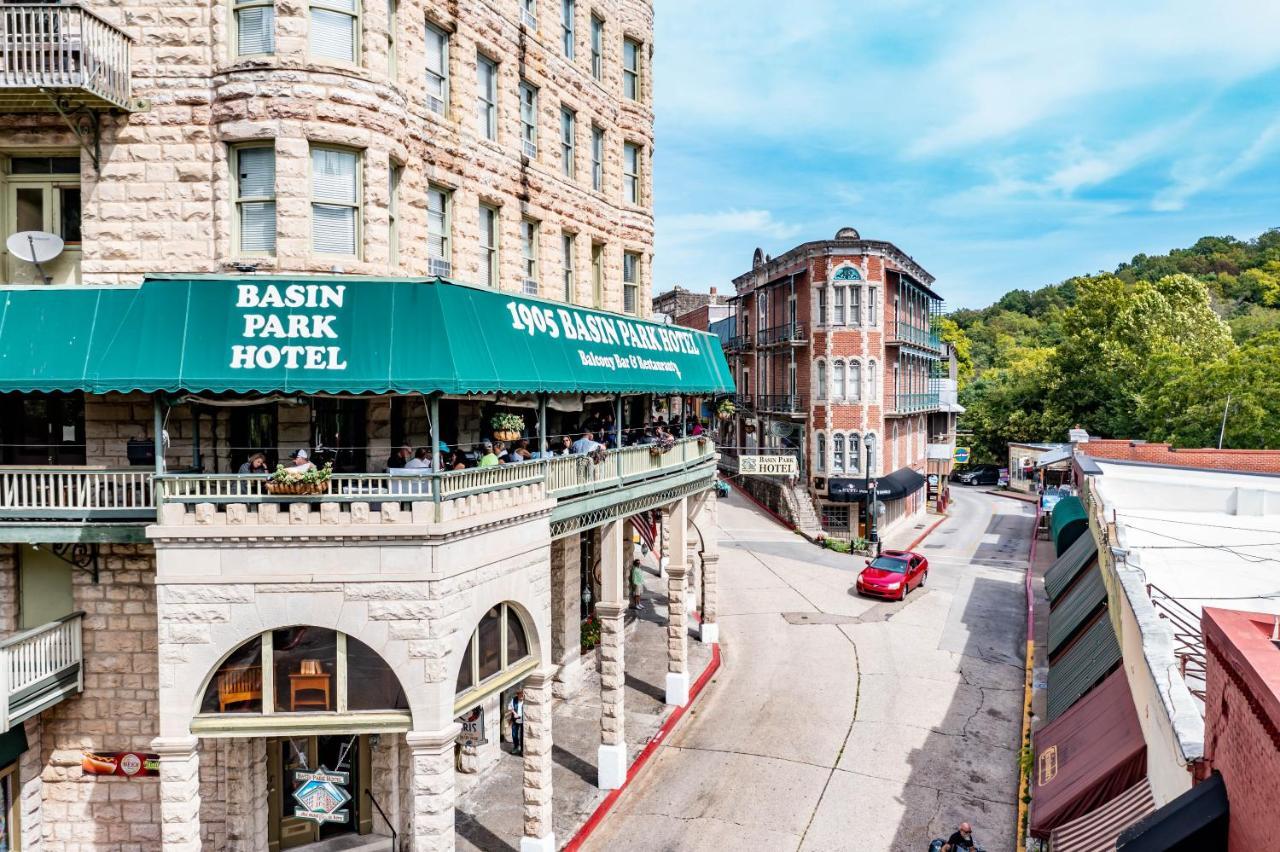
827,467 -> 926,504
1117,771 -> 1228,852
1051,780 -> 1156,852
1051,496 -> 1089,557
0,276 -> 735,396
1045,533 -> 1098,604
1046,611 -> 1121,721
1048,564 -> 1107,660
1032,669 -> 1146,838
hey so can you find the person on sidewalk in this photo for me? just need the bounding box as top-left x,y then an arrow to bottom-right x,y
941,822 -> 976,852
629,558 -> 645,610
507,690 -> 525,756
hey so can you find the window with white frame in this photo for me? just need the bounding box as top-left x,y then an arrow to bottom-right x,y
426,184 -> 451,272
521,218 -> 539,294
519,82 -> 538,158
867,359 -> 877,399
850,284 -> 862,326
424,22 -> 449,115
833,284 -> 845,325
310,146 -> 360,256
815,433 -> 826,472
479,203 -> 499,287
868,286 -> 879,325
832,433 -> 845,473
561,0 -> 575,58
309,0 -> 359,62
623,142 -> 641,204
3,155 -> 82,285
817,286 -> 827,325
232,144 -> 276,255
757,291 -> 767,330
388,161 -> 402,265
849,432 -> 861,473
590,14 -> 603,80
233,0 -> 274,55
561,232 -> 575,302
477,54 -> 498,141
385,0 -> 397,77
561,107 -> 576,179
591,125 -> 604,191
520,0 -> 537,29
849,360 -> 861,401
832,360 -> 845,400
623,251 -> 640,314
591,242 -> 604,308
816,360 -> 826,400
622,37 -> 641,100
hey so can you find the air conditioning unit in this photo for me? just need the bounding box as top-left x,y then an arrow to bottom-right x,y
521,139 -> 537,159
428,257 -> 452,278
425,93 -> 445,115
521,9 -> 537,29
521,278 -> 538,296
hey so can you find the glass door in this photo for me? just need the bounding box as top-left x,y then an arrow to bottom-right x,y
268,735 -> 368,851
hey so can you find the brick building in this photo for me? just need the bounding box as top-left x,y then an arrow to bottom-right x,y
721,228 -> 960,542
650,284 -> 726,324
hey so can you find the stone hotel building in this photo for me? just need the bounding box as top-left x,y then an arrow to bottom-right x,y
0,1 -> 734,851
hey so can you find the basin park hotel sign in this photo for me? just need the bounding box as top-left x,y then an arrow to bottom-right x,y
0,274 -> 733,852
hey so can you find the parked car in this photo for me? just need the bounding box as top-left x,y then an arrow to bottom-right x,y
856,549 -> 928,601
951,463 -> 1000,486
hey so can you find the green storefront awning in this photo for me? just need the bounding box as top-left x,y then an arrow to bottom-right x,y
0,276 -> 735,396
1046,612 -> 1122,722
1051,496 -> 1090,557
1044,533 -> 1099,604
1048,564 -> 1107,659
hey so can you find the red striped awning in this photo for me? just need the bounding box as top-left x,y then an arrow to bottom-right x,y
1051,780 -> 1156,852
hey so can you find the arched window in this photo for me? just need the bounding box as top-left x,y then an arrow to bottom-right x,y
816,360 -> 827,400
833,360 -> 845,400
455,602 -> 534,705
815,432 -> 826,472
198,628 -> 408,719
849,361 -> 862,401
833,265 -> 862,281
832,433 -> 845,473
866,434 -> 877,475
849,432 -> 861,474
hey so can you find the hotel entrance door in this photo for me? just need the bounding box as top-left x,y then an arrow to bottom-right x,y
267,735 -> 372,850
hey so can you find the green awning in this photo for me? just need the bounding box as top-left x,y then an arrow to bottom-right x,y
0,276 -> 735,396
1048,564 -> 1107,659
1046,612 -> 1121,721
1045,533 -> 1099,604
1051,496 -> 1089,557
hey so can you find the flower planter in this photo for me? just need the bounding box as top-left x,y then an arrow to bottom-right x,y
493,430 -> 522,442
266,480 -> 329,496
717,411 -> 732,421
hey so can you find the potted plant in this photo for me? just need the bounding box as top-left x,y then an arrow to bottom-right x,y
717,399 -> 736,421
580,615 -> 602,652
491,412 -> 525,442
649,431 -> 676,457
265,463 -> 334,496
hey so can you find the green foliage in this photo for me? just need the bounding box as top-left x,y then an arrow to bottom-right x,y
580,616 -> 601,652
490,412 -> 526,432
270,462 -> 333,485
823,537 -> 851,553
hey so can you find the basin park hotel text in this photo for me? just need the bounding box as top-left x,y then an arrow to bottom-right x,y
0,3 -> 737,852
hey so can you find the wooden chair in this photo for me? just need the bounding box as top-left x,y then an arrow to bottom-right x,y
289,659 -> 332,711
217,665 -> 262,711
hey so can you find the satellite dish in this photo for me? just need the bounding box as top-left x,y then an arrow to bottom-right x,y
6,231 -> 63,284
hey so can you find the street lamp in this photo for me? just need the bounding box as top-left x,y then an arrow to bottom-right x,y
864,434 -> 880,556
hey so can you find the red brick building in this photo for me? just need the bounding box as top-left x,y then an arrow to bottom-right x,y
1077,439 -> 1280,475
723,228 -> 959,540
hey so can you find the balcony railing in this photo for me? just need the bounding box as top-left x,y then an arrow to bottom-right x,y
723,334 -> 752,352
1,612 -> 84,732
888,392 -> 940,414
0,5 -> 134,110
0,468 -> 155,520
756,322 -> 807,347
888,322 -> 942,351
755,394 -> 806,413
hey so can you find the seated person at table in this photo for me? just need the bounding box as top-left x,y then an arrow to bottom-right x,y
445,450 -> 467,470
571,431 -> 599,455
507,439 -> 532,463
239,453 -> 269,474
478,441 -> 501,468
387,444 -> 412,469
556,436 -> 573,455
405,447 -> 432,469
691,421 -> 704,436
285,449 -> 316,473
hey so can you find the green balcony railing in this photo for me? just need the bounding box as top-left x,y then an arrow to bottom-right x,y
888,323 -> 942,351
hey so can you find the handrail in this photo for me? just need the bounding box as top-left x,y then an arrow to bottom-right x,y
889,392 -> 940,413
0,468 -> 155,517
0,610 -> 85,650
1,612 -> 84,731
1146,582 -> 1207,700
0,5 -> 134,109
756,322 -> 807,346
888,322 -> 941,350
364,789 -> 397,850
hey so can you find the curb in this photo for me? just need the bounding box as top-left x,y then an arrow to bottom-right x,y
563,643 -> 722,851
1015,505 -> 1040,852
985,488 -> 1039,504
903,512 -> 950,552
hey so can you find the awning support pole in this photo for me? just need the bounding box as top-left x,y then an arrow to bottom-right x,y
430,394 -> 441,471
615,394 -> 624,480
191,405 -> 201,472
152,394 -> 164,476
538,393 -> 548,455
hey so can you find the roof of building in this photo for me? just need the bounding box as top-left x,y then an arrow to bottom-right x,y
731,234 -> 936,292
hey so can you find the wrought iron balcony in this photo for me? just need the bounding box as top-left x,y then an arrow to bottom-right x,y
887,392 -> 941,415
723,334 -> 752,352
0,5 -> 134,111
756,322 -> 807,347
755,394 -> 807,414
887,322 -> 942,352
1,612 -> 84,732
731,393 -> 755,410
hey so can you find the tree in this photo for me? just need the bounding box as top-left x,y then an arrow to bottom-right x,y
934,316 -> 974,387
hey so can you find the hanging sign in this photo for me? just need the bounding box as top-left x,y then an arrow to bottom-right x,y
292,766 -> 352,824
458,707 -> 487,748
82,751 -> 160,777
953,446 -> 971,464
739,455 -> 797,476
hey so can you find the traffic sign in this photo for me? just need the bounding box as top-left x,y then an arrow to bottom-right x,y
953,446 -> 970,464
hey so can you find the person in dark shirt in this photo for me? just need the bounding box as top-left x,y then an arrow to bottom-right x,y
942,822 -> 975,852
387,444 -> 412,469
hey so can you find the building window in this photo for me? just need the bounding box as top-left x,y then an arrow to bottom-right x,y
591,125 -> 605,191
757,291 -> 768,330
816,433 -> 826,472
821,504 -> 849,531
867,359 -> 877,399
309,0 -> 359,63
519,81 -> 538,158
561,232 -> 575,302
387,161 -> 401,265
622,142 -> 641,204
477,54 -> 498,141
868,286 -> 879,325
832,360 -> 845,400
520,0 -> 537,29
232,144 -> 275,255
623,251 -> 640,314
817,286 -> 827,325
591,242 -> 604,308
424,22 -> 449,115
865,434 -> 876,475
479,204 -> 499,288
849,432 -> 861,474
561,0 -> 574,58
849,361 -> 861,401
561,107 -> 576,178
233,0 -> 275,55
832,433 -> 845,473
521,218 -> 539,295
622,37 -> 641,100
850,284 -> 862,326
426,184 -> 451,274
310,146 -> 360,256
590,14 -> 604,80
385,0 -> 397,77
816,360 -> 826,400
454,603 -> 534,701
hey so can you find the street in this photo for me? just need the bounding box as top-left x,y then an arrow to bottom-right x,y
583,486 -> 1032,851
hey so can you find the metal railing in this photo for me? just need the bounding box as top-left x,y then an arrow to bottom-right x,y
0,468 -> 155,519
755,394 -> 807,413
888,322 -> 942,351
1146,584 -> 1207,701
0,5 -> 133,109
723,334 -> 752,352
1,612 -> 84,732
756,322 -> 807,346
888,392 -> 940,414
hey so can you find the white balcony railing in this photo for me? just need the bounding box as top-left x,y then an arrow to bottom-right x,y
1,612 -> 84,732
0,5 -> 134,109
0,468 -> 155,519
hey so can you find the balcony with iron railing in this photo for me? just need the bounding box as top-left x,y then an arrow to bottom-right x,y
755,393 -> 807,414
887,322 -> 942,352
723,334 -> 752,353
886,392 -> 941,415
756,322 -> 807,347
0,612 -> 84,732
0,5 -> 135,111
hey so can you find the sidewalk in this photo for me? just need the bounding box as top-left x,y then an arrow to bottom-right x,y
455,559 -> 713,852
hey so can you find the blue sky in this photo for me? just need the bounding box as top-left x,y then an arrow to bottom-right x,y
653,0 -> 1280,309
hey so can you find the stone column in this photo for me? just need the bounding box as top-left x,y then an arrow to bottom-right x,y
622,517 -> 636,572
686,539 -> 700,617
597,519 -> 627,789
405,725 -> 462,852
153,736 -> 202,852
520,668 -> 556,852
665,497 -> 690,706
658,507 -> 671,577
549,536 -> 583,699
697,491 -> 720,644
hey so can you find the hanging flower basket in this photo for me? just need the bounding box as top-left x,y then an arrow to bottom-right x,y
716,400 -> 736,420
266,463 -> 333,496
493,430 -> 522,442
490,413 -> 525,443
266,480 -> 329,496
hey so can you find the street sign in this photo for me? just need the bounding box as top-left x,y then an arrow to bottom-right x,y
739,455 -> 797,476
953,446 -> 970,464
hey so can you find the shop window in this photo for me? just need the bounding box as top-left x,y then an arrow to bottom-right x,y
274,627 -> 337,712
821,504 -> 849,530
346,636 -> 408,711
200,634 -> 265,714
477,607 -> 502,681
0,759 -> 17,852
455,603 -> 535,705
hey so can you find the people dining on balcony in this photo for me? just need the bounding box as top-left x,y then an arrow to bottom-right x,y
387,444 -> 413,469
571,431 -> 599,455
405,447 -> 432,469
556,435 -> 574,455
285,449 -> 316,473
506,439 -> 532,463
478,440 -> 501,468
238,453 -> 269,475
444,449 -> 467,471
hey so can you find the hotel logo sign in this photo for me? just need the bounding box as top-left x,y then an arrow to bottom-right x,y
739,455 -> 798,476
292,766 -> 352,824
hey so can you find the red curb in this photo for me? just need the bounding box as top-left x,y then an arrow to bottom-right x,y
563,643 -> 722,851
903,512 -> 949,552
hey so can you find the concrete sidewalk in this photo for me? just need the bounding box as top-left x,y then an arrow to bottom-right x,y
454,558 -> 713,852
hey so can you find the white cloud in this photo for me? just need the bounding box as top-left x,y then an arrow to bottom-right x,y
661,209 -> 802,243
1152,118 -> 1280,211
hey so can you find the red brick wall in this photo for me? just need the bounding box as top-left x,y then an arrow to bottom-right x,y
1082,440 -> 1280,474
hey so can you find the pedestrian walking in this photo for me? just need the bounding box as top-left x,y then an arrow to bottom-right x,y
629,558 -> 645,610
507,690 -> 525,756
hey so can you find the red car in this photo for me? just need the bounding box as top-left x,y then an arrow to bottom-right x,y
856,549 -> 929,601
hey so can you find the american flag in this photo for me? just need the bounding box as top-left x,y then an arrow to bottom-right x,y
634,511 -> 658,554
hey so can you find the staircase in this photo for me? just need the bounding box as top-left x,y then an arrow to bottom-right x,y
779,482 -> 824,541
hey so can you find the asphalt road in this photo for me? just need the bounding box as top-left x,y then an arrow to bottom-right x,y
582,485 -> 1032,852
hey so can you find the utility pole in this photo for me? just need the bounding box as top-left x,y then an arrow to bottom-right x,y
1217,393 -> 1232,450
